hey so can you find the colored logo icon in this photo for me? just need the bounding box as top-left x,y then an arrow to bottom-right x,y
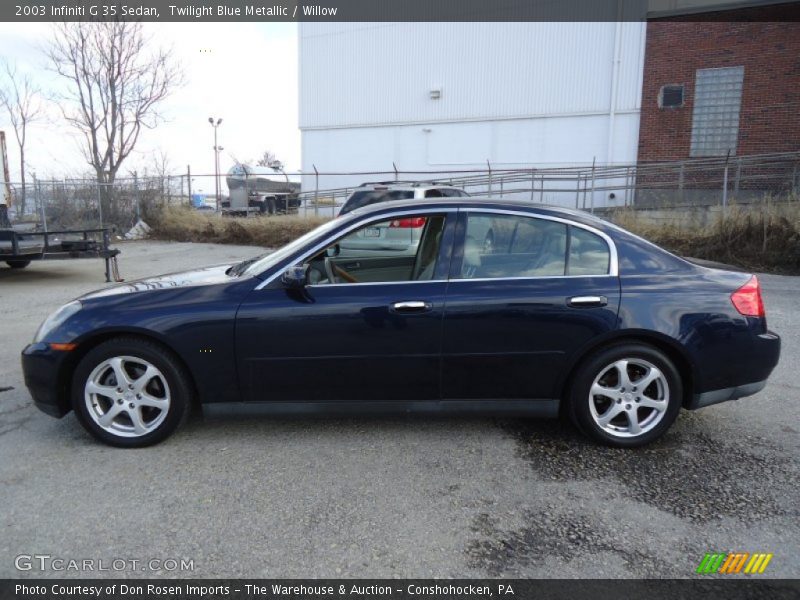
696,552 -> 773,574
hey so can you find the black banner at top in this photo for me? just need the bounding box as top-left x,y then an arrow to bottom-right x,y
4,0 -> 800,22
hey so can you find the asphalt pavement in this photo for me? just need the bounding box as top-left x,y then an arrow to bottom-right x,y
0,241 -> 797,578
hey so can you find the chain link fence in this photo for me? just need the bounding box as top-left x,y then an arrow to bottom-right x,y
4,151 -> 798,231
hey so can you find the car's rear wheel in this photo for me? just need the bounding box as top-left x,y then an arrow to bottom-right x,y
6,260 -> 31,269
71,337 -> 192,447
568,343 -> 682,447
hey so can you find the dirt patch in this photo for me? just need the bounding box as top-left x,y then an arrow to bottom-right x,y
467,509 -> 660,576
499,416 -> 799,523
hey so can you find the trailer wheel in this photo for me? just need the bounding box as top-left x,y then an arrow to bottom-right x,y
6,260 -> 31,269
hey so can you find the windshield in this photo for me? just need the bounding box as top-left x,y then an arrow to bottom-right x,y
339,190 -> 414,215
237,218 -> 342,278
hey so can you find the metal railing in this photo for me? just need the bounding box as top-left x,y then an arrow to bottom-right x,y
3,151 -> 798,229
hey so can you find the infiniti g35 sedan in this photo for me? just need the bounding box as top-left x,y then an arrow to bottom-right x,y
22,199 -> 780,448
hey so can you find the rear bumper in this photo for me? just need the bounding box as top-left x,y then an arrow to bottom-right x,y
21,343 -> 71,418
689,379 -> 767,410
688,330 -> 780,410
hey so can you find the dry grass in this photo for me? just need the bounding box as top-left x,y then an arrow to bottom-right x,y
613,200 -> 800,274
148,205 -> 329,248
149,203 -> 800,274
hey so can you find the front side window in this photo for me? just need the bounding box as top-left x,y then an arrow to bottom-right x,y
459,213 -> 611,279
307,213 -> 447,285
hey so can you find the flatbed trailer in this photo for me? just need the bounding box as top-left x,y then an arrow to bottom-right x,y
0,227 -> 121,282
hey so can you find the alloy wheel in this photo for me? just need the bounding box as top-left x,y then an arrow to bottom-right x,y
588,358 -> 669,438
84,355 -> 171,438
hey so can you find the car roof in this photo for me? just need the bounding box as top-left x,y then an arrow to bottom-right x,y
342,197 -> 614,232
353,182 -> 464,190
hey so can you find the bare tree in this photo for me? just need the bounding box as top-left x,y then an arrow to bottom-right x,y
46,22 -> 182,216
0,60 -> 42,216
255,150 -> 278,167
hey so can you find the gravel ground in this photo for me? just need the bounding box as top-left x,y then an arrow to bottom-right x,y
0,241 -> 798,578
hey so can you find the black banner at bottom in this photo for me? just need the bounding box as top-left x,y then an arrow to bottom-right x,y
2,580 -> 800,600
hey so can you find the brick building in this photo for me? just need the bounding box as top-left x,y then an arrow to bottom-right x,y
638,2 -> 800,163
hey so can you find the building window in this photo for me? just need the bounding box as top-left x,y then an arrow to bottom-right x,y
690,66 -> 745,157
659,85 -> 684,109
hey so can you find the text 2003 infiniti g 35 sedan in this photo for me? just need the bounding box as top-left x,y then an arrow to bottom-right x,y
22,199 -> 780,448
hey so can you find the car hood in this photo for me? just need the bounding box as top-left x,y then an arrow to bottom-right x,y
81,264 -> 236,300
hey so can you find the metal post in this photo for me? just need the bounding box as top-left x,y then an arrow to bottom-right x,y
487,160 -> 492,199
187,165 -> 192,206
734,157 -> 742,198
623,168 -> 629,207
96,182 -> 103,228
590,157 -> 596,214
678,161 -> 685,205
313,164 -> 319,218
575,176 -> 581,209
539,174 -> 544,203
36,175 -> 47,232
134,171 -> 140,221
393,162 -> 398,182
722,149 -> 731,214
530,169 -> 535,203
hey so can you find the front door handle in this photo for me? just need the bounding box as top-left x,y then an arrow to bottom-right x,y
567,295 -> 608,308
391,301 -> 432,313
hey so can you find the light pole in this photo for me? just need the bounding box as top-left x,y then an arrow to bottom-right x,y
208,117 -> 223,210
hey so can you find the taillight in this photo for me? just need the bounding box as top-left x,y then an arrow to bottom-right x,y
390,217 -> 426,228
731,275 -> 765,318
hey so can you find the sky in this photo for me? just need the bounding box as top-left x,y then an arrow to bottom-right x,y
0,22 -> 300,195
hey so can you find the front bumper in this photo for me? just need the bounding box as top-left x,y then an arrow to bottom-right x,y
21,343 -> 72,418
688,330 -> 780,410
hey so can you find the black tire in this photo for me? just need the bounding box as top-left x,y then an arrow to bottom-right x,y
6,260 -> 31,269
567,343 -> 682,448
71,337 -> 193,448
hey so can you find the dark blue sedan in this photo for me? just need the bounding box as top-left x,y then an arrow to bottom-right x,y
22,199 -> 780,447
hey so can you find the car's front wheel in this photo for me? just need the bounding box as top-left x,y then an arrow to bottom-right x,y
568,343 -> 682,447
72,337 -> 192,447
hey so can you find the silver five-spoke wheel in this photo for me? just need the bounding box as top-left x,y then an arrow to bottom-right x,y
588,358 -> 669,438
84,355 -> 171,438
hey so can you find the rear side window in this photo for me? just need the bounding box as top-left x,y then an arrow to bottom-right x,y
340,190 -> 414,215
568,227 -> 610,276
461,214 -> 567,278
459,213 -> 612,279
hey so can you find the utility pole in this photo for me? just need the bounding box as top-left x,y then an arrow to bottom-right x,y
208,117 -> 223,210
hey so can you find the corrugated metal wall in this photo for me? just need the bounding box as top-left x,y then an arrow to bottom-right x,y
299,22 -> 647,205
300,22 -> 646,129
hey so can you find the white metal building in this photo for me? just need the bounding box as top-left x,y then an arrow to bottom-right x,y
299,22 -> 647,205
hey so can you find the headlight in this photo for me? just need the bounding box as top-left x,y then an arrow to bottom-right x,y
33,301 -> 82,343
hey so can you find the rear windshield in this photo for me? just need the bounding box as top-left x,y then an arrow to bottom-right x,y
339,190 -> 415,215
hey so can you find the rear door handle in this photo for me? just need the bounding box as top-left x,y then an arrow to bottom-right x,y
391,301 -> 432,313
567,295 -> 607,308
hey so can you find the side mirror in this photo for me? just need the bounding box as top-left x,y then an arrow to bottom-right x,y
325,244 -> 341,258
281,264 -> 310,289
